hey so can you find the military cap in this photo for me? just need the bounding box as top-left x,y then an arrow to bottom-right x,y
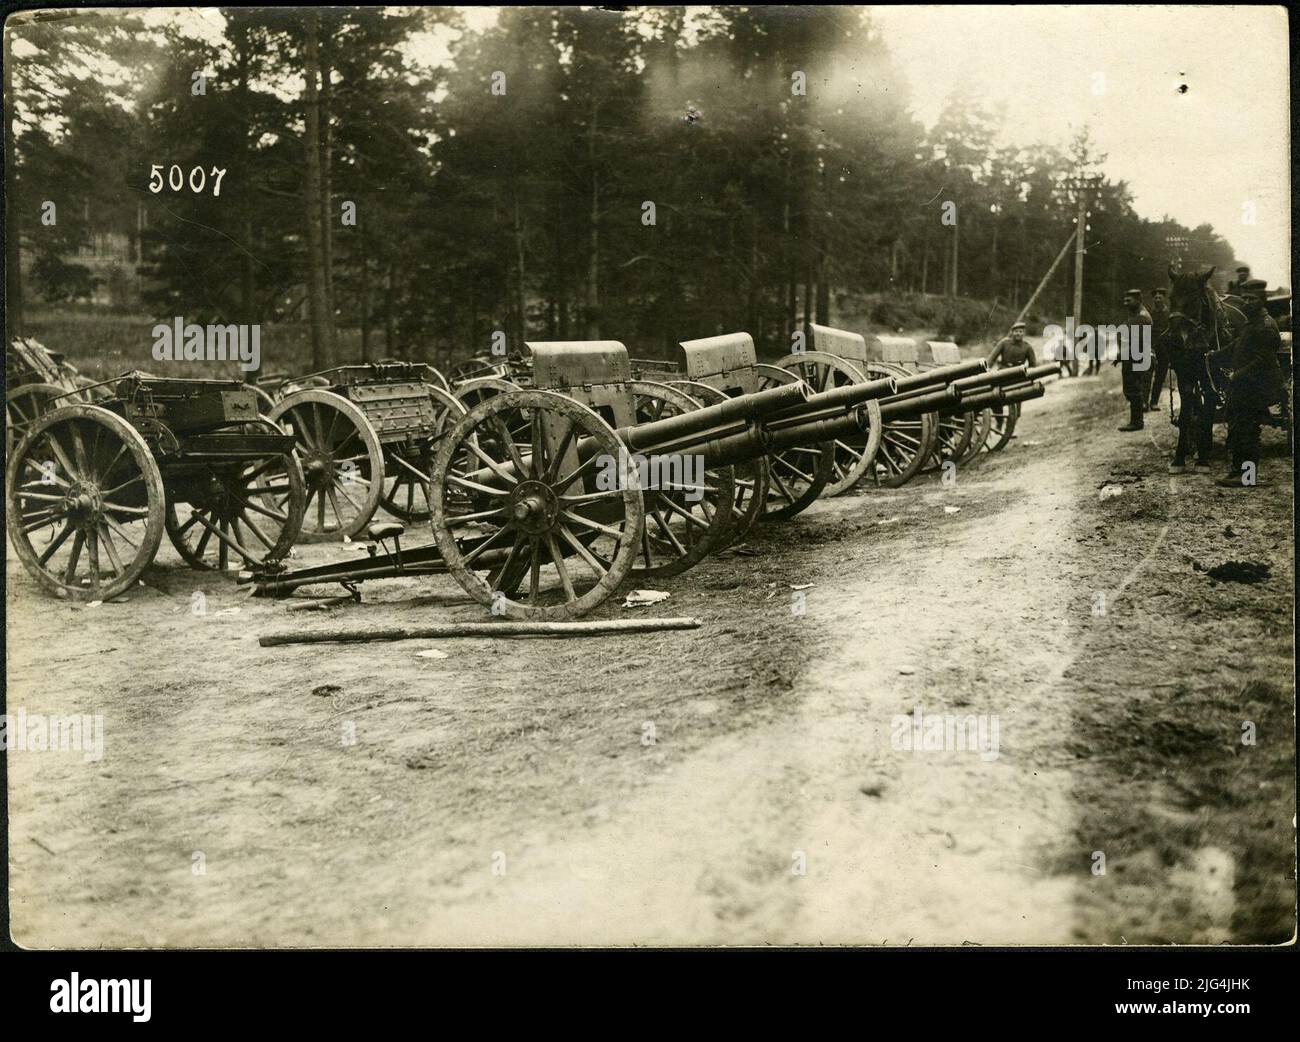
1240,278 -> 1269,296
1235,265 -> 1251,274
1010,320 -> 1026,330
1151,286 -> 1167,297
1123,288 -> 1142,298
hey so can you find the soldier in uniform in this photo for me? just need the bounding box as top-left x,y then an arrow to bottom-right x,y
1210,279 -> 1284,487
992,321 -> 1038,368
1227,265 -> 1251,296
1114,288 -> 1153,431
1147,286 -> 1172,410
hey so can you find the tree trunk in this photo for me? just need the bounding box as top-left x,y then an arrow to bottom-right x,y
583,99 -> 601,340
816,257 -> 830,325
384,263 -> 396,358
319,28 -> 336,357
301,12 -> 330,369
513,186 -> 527,343
360,256 -> 371,362
4,29 -> 23,340
950,220 -> 959,298
234,25 -> 257,382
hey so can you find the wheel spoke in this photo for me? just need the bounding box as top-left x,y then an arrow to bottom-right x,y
104,514 -> 142,550
86,527 -> 102,592
488,533 -> 528,592
38,522 -> 75,565
462,524 -> 512,566
557,523 -> 608,581
98,523 -> 125,576
445,473 -> 512,498
464,436 -> 520,488
545,533 -> 576,601
561,509 -> 628,540
64,530 -> 85,584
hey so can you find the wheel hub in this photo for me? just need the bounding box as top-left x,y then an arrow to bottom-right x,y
507,480 -> 559,536
64,483 -> 102,525
303,453 -> 334,486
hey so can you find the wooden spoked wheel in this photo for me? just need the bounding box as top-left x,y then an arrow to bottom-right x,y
985,402 -> 1020,452
767,352 -> 881,496
754,364 -> 833,519
453,376 -> 519,411
627,381 -> 736,578
6,382 -> 71,456
429,390 -> 644,620
668,379 -> 769,543
379,387 -> 467,523
6,404 -> 165,601
422,365 -> 452,393
269,390 -> 385,542
860,361 -> 937,488
249,385 -> 278,415
959,407 -> 995,464
164,430 -> 307,572
928,410 -> 976,470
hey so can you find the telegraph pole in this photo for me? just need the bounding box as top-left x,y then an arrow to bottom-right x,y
1064,174 -> 1103,324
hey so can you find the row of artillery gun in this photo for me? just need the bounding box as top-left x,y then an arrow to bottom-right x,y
5,325 -> 1057,619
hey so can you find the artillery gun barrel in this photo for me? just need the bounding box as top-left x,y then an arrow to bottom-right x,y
764,408 -> 868,451
877,386 -> 959,421
765,375 -> 897,424
982,381 -> 1046,408
937,387 -> 1006,414
638,421 -> 771,467
1024,362 -> 1062,382
891,359 -> 988,396
951,363 -> 1029,394
997,380 -> 1046,403
619,380 -> 809,452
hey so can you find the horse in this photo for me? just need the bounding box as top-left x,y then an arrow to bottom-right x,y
1158,265 -> 1248,470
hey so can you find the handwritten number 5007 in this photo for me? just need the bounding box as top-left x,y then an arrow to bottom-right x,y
149,165 -> 227,197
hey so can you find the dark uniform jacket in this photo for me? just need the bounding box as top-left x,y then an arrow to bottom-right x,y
995,336 -> 1037,368
1211,311 -> 1285,405
1118,306 -> 1152,398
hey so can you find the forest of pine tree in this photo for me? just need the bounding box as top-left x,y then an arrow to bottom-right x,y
4,6 -> 1241,371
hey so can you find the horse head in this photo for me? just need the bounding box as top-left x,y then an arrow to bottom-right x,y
1166,265 -> 1216,329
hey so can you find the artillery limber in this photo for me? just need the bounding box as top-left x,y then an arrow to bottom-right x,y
266,362 -> 464,540
6,373 -> 306,600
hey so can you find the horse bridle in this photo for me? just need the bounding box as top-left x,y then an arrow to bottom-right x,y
1178,286 -> 1243,403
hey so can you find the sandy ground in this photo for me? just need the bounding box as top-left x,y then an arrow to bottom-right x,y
5,366 -> 1294,947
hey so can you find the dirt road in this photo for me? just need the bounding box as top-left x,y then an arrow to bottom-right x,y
6,367 -> 1294,946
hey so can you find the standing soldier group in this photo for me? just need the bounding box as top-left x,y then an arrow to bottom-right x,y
1208,278 -> 1285,488
1112,276 -> 1285,488
996,272 -> 1285,487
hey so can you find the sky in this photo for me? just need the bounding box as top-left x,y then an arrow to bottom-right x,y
869,5 -> 1291,286
410,5 -> 1290,285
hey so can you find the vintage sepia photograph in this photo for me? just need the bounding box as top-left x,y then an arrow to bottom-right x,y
1,3 -> 1294,959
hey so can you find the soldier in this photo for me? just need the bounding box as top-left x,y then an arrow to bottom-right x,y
1227,265 -> 1251,296
992,321 -> 1038,368
1147,286 -> 1172,410
1114,289 -> 1153,431
1210,279 -> 1284,487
